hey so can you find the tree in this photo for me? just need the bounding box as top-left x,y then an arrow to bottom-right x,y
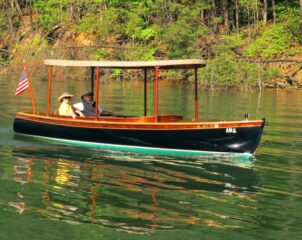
272,0 -> 276,24
235,0 -> 239,33
299,0 -> 302,44
255,0 -> 259,28
263,0 -> 268,25
221,0 -> 229,34
3,1 -> 16,40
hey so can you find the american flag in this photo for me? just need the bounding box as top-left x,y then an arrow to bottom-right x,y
15,69 -> 29,96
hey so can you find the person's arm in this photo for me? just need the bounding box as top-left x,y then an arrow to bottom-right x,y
74,109 -> 84,117
101,110 -> 115,116
66,105 -> 77,119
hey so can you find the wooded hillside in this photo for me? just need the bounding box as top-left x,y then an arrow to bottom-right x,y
0,0 -> 301,88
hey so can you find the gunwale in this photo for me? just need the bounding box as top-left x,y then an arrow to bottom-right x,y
44,59 -> 205,69
16,112 -> 264,130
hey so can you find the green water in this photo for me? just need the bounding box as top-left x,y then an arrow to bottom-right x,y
0,74 -> 302,239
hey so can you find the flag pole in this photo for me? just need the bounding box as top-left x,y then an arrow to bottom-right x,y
23,60 -> 36,114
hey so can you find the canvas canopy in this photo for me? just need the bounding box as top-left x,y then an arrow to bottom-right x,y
44,59 -> 206,69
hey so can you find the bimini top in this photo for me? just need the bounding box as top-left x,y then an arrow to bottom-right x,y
44,59 -> 206,69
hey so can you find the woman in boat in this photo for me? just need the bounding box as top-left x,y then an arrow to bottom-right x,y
73,91 -> 113,117
58,92 -> 84,119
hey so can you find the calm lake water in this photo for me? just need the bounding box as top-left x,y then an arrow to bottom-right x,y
0,73 -> 302,240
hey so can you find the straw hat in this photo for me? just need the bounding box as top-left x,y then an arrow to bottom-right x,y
58,92 -> 74,102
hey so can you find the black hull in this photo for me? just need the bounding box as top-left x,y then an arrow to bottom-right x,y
13,117 -> 264,154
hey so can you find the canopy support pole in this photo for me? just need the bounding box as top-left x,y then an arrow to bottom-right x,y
47,66 -> 53,116
91,67 -> 95,93
194,67 -> 198,122
95,67 -> 100,120
144,68 -> 147,116
23,61 -> 36,114
154,66 -> 159,122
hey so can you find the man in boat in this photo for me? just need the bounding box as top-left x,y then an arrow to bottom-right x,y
73,91 -> 113,117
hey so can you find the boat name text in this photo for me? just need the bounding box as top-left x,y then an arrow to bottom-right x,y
226,128 -> 237,133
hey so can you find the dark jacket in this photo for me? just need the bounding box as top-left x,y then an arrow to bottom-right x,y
81,100 -> 98,117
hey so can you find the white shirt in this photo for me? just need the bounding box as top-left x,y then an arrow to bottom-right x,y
73,102 -> 102,114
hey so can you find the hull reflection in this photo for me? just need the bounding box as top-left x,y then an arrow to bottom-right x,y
6,146 -> 259,232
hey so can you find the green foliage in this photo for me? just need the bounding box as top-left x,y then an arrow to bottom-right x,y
200,53 -> 271,88
0,12 -> 6,36
276,3 -> 301,43
139,27 -> 157,41
162,5 -> 208,58
0,0 -> 300,88
220,35 -> 245,48
76,8 -> 119,39
94,49 -> 110,60
287,46 -> 302,55
212,34 -> 245,59
125,46 -> 156,61
74,15 -> 98,33
200,38 -> 277,87
111,69 -> 123,77
34,0 -> 68,31
261,66 -> 280,81
124,11 -> 145,41
243,2 -> 301,59
201,55 -> 245,87
0,56 -> 9,66
29,35 -> 48,51
244,25 -> 294,58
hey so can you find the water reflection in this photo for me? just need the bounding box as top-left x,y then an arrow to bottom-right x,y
6,145 -> 259,233
8,157 -> 32,214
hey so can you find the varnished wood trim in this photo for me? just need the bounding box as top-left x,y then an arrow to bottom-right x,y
194,67 -> 198,122
154,66 -> 159,122
47,66 -> 53,115
95,67 -> 100,119
16,111 -> 264,130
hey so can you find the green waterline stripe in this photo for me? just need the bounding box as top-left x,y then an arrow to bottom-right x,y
16,133 -> 252,158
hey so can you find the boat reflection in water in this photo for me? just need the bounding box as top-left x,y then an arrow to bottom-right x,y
7,143 -> 260,233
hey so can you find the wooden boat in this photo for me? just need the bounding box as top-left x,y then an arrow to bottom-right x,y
13,59 -> 265,155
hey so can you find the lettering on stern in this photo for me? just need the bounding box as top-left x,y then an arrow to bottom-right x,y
225,128 -> 237,134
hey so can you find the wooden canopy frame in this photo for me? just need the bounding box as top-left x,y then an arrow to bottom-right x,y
45,59 -> 206,123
